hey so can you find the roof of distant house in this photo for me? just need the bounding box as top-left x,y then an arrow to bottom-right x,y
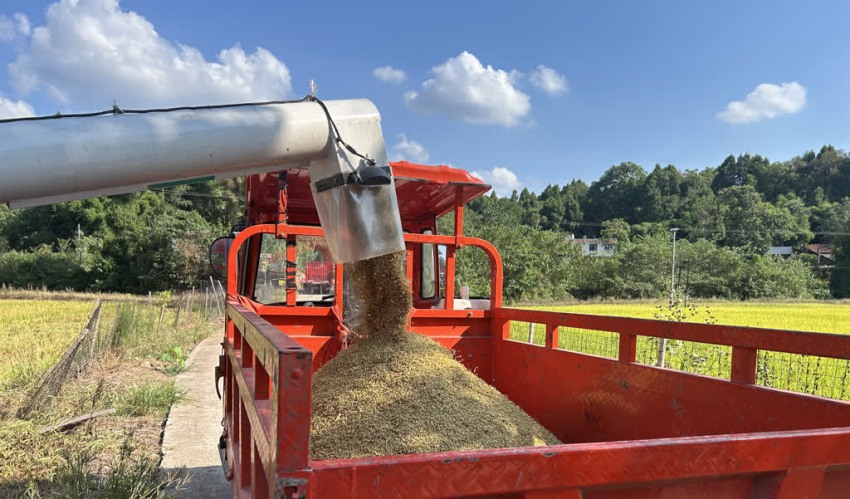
768,246 -> 794,255
567,237 -> 618,245
800,243 -> 833,255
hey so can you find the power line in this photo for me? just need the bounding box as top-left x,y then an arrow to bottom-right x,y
150,188 -> 241,201
556,218 -> 850,236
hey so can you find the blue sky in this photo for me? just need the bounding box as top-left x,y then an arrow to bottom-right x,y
0,1 -> 848,195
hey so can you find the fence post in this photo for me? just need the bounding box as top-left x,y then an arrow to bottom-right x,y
618,334 -> 637,363
545,323 -> 559,349
731,346 -> 758,384
173,295 -> 183,330
211,276 -> 223,318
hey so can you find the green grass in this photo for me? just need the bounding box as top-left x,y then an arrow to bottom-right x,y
115,381 -> 184,417
512,301 -> 850,400
50,437 -> 185,499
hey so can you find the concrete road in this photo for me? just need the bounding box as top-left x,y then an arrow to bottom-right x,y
161,336 -> 231,499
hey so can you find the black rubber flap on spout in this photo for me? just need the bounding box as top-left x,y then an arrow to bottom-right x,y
314,165 -> 392,193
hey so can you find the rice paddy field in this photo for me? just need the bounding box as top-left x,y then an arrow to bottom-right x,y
0,293 -> 218,496
0,299 -> 96,393
531,301 -> 850,333
513,301 -> 850,400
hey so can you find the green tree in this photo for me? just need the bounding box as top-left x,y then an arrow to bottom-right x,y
753,161 -> 797,202
559,181 -> 586,232
517,188 -> 541,229
538,184 -> 565,231
601,218 -> 630,242
711,154 -> 765,192
2,198 -> 111,250
716,186 -> 807,254
827,198 -> 850,297
584,162 -> 647,224
638,164 -> 683,223
678,240 -> 741,298
610,234 -> 670,298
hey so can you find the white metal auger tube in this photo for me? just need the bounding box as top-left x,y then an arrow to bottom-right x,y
0,98 -> 405,263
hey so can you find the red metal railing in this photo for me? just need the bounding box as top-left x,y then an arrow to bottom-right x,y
221,220 -> 850,497
493,308 -> 850,388
224,301 -> 312,498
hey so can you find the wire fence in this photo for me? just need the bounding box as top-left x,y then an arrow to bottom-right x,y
16,284 -> 225,418
756,351 -> 850,400
510,320 -> 850,401
18,302 -> 104,418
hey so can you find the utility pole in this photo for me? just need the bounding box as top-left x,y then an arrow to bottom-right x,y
656,227 -> 679,367
77,223 -> 82,264
669,227 -> 679,306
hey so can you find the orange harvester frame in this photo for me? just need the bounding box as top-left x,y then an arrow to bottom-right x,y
219,162 -> 850,499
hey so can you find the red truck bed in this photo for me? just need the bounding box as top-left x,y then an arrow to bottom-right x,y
220,165 -> 850,498
221,294 -> 850,499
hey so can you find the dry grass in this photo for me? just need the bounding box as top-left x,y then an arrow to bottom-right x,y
0,285 -> 145,303
0,294 -> 217,498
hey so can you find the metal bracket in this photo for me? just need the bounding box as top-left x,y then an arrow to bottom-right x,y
214,353 -> 225,399
276,476 -> 308,499
314,165 -> 391,193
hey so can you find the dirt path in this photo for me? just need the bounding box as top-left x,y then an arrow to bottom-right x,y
161,336 -> 230,498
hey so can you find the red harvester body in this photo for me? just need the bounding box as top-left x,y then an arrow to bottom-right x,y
218,161 -> 850,499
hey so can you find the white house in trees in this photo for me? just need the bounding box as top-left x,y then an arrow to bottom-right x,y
568,236 -> 618,257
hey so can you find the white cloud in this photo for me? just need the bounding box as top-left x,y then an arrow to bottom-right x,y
718,82 -> 806,124
405,51 -> 530,127
0,13 -> 28,41
14,14 -> 30,36
530,65 -> 568,95
470,166 -> 521,197
373,65 -> 406,83
0,96 -> 34,118
8,0 -> 291,109
391,134 -> 429,163
0,16 -> 14,41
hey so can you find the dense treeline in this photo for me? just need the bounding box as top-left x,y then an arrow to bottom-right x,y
0,145 -> 848,300
0,180 -> 243,293
456,145 -> 850,302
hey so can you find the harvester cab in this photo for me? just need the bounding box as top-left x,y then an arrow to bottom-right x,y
213,161 -> 491,313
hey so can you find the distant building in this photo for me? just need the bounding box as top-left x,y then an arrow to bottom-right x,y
767,243 -> 834,268
767,246 -> 794,256
568,235 -> 618,257
798,243 -> 834,268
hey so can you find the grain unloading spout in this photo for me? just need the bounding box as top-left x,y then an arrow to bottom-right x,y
0,98 -> 405,263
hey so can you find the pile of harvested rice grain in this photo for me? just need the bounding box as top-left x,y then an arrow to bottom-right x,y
310,251 -> 559,460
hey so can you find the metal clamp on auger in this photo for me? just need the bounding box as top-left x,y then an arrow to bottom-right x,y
314,165 -> 393,193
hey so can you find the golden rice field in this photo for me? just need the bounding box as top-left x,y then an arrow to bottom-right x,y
532,301 -> 850,334
514,301 -> 850,400
3,298 -> 849,400
0,299 -> 97,390
0,294 -> 212,392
